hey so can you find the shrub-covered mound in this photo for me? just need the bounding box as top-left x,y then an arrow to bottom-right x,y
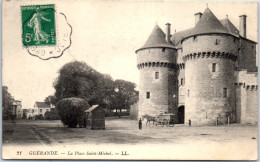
57,97 -> 89,128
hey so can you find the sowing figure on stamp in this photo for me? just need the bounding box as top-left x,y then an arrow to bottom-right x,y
28,7 -> 51,44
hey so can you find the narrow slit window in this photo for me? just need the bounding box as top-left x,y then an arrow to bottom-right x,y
146,92 -> 150,99
215,39 -> 219,45
181,78 -> 183,85
223,88 -> 227,98
155,72 -> 159,79
212,63 -> 216,72
162,48 -> 166,52
193,36 -> 197,42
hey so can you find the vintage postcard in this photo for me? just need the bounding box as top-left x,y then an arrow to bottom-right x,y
2,0 -> 258,160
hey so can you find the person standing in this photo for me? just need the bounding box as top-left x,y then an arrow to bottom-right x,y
139,118 -> 142,130
188,119 -> 191,127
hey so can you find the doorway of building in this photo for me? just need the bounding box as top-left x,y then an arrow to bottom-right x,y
178,105 -> 185,124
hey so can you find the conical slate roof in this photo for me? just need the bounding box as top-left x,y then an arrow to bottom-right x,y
220,18 -> 239,36
181,8 -> 230,41
136,25 -> 175,53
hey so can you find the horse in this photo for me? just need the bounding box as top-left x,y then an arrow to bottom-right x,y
142,114 -> 157,126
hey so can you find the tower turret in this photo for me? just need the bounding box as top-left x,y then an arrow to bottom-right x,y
181,8 -> 238,126
136,24 -> 178,120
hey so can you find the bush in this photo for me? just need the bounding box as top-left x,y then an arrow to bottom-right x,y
130,102 -> 139,120
35,114 -> 44,120
45,108 -> 61,120
57,97 -> 89,128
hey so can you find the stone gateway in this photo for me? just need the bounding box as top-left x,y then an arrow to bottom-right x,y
135,7 -> 258,126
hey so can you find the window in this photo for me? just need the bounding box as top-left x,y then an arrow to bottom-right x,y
187,90 -> 190,97
181,78 -> 183,85
40,109 -> 42,113
223,88 -> 227,98
212,63 -> 216,72
46,109 -> 49,112
215,39 -> 219,45
146,92 -> 150,99
155,72 -> 159,79
238,48 -> 240,53
193,36 -> 197,42
162,48 -> 165,52
234,38 -> 236,43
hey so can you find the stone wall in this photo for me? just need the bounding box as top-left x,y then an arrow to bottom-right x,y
137,48 -> 177,64
183,34 -> 238,55
177,69 -> 185,106
235,70 -> 258,124
237,39 -> 257,72
183,35 -> 236,126
136,48 -> 178,122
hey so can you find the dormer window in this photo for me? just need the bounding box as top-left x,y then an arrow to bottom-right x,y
162,48 -> 166,52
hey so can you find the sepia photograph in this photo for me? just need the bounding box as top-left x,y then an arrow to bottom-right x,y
2,0 -> 258,160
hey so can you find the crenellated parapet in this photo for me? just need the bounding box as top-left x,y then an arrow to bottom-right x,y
178,63 -> 185,70
137,62 -> 178,70
137,62 -> 186,71
235,83 -> 258,91
183,51 -> 237,62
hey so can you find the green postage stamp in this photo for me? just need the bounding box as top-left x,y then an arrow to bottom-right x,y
21,4 -> 56,46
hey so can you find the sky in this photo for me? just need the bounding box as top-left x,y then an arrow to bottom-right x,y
2,0 -> 258,108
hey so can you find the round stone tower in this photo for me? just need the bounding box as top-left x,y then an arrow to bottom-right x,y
135,24 -> 178,120
181,8 -> 238,125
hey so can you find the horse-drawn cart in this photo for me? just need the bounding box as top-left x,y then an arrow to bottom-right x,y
155,113 -> 175,127
143,113 -> 175,127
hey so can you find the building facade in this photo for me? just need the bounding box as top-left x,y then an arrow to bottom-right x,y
33,101 -> 52,117
136,8 -> 258,126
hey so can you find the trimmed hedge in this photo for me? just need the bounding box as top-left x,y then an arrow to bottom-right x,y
57,97 -> 89,128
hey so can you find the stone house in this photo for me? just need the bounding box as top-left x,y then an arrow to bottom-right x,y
34,101 -> 51,117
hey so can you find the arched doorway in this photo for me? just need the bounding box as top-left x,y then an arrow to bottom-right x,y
178,105 -> 185,124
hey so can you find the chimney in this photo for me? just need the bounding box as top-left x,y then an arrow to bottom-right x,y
239,15 -> 247,38
165,23 -> 171,43
194,12 -> 202,25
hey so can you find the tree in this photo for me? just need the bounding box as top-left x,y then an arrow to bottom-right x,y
44,95 -> 57,106
56,97 -> 89,128
2,86 -> 15,120
113,80 -> 138,117
53,61 -> 138,119
53,61 -> 115,106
